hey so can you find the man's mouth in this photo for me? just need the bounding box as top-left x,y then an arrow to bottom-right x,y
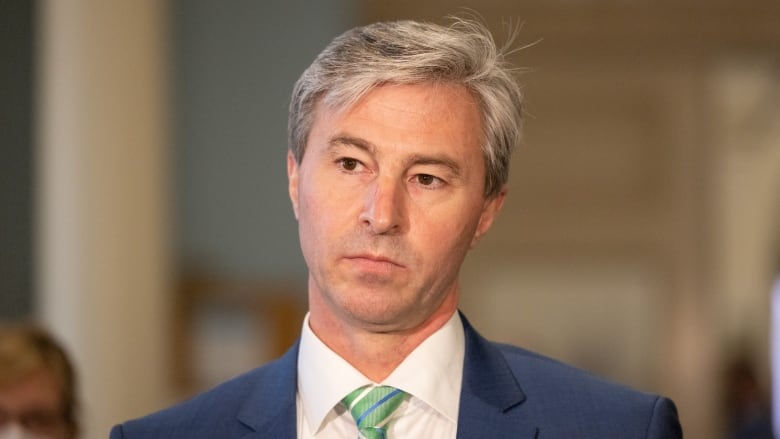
344,254 -> 406,272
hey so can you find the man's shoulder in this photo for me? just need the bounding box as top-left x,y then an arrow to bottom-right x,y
494,341 -> 650,399
461,314 -> 664,407
490,341 -> 681,437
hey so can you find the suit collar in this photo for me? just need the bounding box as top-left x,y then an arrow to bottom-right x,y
459,311 -> 526,410
457,311 -> 539,438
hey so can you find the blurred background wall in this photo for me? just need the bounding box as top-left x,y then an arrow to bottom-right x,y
1,0 -> 778,438
0,0 -> 35,320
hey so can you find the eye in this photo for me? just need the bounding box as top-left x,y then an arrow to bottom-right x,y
413,174 -> 445,189
417,174 -> 436,185
337,157 -> 361,171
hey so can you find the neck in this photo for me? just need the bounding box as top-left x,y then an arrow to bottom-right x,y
308,291 -> 458,382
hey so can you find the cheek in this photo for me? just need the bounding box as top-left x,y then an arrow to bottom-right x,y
299,170 -> 363,230
415,213 -> 479,264
298,192 -> 326,245
297,182 -> 347,255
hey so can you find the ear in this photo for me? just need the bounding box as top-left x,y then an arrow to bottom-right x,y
287,150 -> 300,220
470,186 -> 507,248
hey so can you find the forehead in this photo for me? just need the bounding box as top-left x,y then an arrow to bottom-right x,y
313,83 -> 484,156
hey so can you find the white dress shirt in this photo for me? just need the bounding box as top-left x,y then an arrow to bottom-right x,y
296,311 -> 465,439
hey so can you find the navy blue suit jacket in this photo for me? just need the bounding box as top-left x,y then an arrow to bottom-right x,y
110,313 -> 682,438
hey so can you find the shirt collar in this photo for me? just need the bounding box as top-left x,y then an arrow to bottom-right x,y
296,311 -> 464,433
383,311 -> 464,422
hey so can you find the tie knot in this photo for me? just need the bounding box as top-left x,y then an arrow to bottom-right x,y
342,385 -> 407,439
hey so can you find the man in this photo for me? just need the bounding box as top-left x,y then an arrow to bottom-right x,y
0,325 -> 79,439
111,18 -> 682,438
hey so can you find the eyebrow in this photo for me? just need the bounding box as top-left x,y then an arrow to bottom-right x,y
328,134 -> 463,177
329,135 -> 376,154
405,153 -> 462,178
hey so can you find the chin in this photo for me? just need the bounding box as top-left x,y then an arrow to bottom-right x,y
343,301 -> 414,328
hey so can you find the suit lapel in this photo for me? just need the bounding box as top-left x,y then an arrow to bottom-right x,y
456,312 -> 539,438
237,340 -> 300,439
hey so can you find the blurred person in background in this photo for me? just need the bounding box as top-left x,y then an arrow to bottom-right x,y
111,17 -> 681,438
0,325 -> 78,439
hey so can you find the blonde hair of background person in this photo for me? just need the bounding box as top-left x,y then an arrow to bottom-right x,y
0,325 -> 78,439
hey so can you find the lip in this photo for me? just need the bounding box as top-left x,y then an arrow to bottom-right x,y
345,253 -> 405,268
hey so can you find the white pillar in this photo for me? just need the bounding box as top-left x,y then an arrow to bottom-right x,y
36,2 -> 173,438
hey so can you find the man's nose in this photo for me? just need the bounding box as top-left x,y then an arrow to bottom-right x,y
359,178 -> 406,235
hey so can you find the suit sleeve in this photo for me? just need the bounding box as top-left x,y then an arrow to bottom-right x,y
646,396 -> 683,438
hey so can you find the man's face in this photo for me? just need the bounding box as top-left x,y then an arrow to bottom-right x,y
288,83 -> 505,333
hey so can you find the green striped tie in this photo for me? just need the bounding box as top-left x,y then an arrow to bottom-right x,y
342,385 -> 407,439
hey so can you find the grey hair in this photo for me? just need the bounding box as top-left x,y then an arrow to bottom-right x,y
288,18 -> 524,198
